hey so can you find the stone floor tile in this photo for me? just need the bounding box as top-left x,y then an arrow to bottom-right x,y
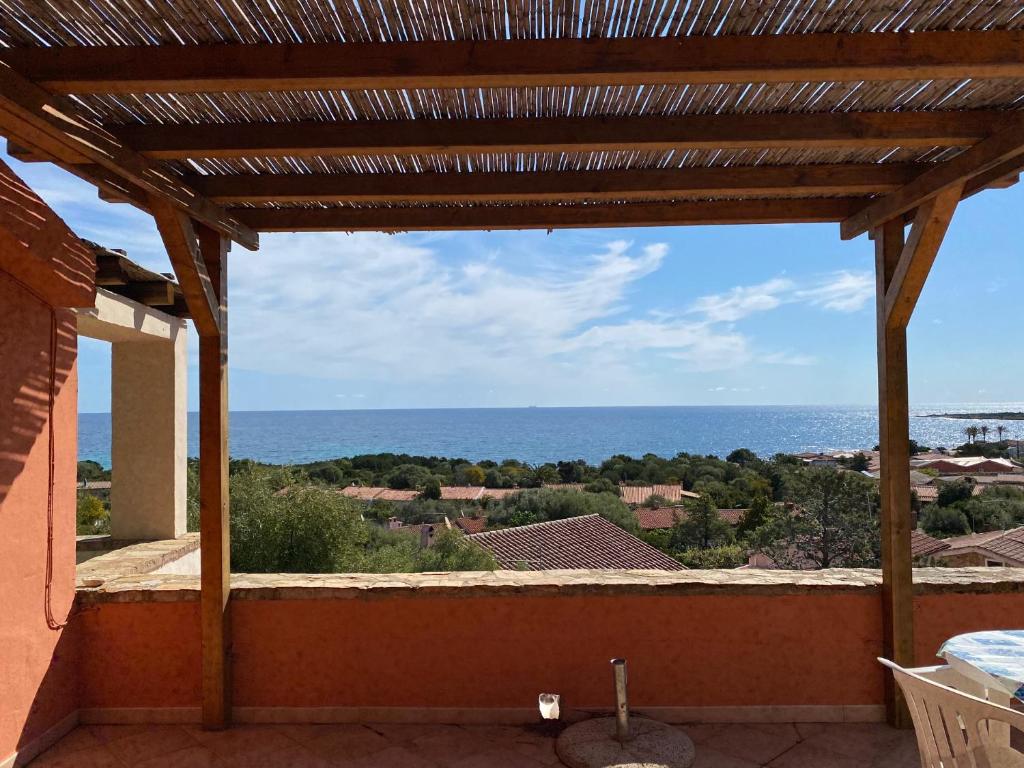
306,724 -> 392,762
88,724 -> 156,744
409,728 -> 495,764
796,723 -> 916,765
215,742 -> 333,768
447,745 -> 550,768
186,723 -> 298,757
365,724 -> 461,744
134,744 -> 218,768
679,724 -> 729,745
344,745 -> 440,768
765,741 -> 862,768
699,724 -> 802,765
104,725 -> 198,764
690,746 -> 761,768
28,744 -> 124,768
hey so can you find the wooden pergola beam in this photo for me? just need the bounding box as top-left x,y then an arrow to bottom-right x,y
231,197 -> 864,232
190,163 -> 917,204
0,62 -> 258,250
6,31 -> 1024,93
842,112 -> 1024,239
112,111 -> 1001,160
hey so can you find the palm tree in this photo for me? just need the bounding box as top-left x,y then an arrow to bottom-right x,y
980,425 -> 990,443
996,425 -> 1007,443
964,426 -> 978,444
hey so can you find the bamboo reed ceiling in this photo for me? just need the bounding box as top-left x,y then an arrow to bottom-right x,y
2,0 -> 1024,235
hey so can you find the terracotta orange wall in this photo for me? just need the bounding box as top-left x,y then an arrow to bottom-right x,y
0,158 -> 94,760
76,587 -> 1024,714
0,285 -> 80,757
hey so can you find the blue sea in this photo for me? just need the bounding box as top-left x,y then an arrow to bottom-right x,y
77,404 -> 1024,468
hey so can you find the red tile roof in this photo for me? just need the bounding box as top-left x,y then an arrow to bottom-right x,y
478,488 -> 518,500
375,489 -> 421,501
340,486 -> 383,500
453,516 -> 487,535
942,526 -> 1024,565
469,514 -> 685,571
439,486 -> 484,500
619,485 -> 700,506
635,507 -> 686,530
910,529 -> 949,558
635,507 -> 745,530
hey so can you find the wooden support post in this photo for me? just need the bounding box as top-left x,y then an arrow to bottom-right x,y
875,217 -> 913,729
873,186 -> 960,728
197,224 -> 230,730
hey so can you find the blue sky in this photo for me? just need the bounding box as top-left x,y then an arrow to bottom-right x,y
8,152 -> 1021,412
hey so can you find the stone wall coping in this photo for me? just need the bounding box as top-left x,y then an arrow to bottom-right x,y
76,533 -> 199,586
75,565 -> 1024,604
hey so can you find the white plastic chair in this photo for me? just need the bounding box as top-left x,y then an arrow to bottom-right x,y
880,657 -> 1024,768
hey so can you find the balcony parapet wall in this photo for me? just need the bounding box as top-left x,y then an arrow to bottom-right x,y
77,566 -> 1024,604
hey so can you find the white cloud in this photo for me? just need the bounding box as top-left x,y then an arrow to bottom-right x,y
796,271 -> 875,313
689,278 -> 794,322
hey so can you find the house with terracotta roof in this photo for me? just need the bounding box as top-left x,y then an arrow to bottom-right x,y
469,515 -> 684,571
912,456 -> 1022,475
619,484 -> 701,506
636,507 -> 746,530
452,515 -> 487,535
933,527 -> 1024,568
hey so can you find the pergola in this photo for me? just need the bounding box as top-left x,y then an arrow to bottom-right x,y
2,0 -> 1023,733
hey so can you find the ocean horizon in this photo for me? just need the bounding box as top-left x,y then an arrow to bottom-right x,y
78,403 -> 1024,469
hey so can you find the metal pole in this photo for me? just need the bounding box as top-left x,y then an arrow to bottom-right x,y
611,658 -> 630,742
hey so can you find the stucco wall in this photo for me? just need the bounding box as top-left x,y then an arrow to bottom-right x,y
0,285 -> 80,757
73,570 -> 1024,719
0,158 -> 94,761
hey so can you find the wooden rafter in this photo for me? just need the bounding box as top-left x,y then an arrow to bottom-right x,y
0,62 -> 258,250
150,198 -> 221,336
190,164 -> 918,204
231,198 -> 864,232
111,111 -> 1001,160
6,31 -> 1024,93
842,112 -> 1024,239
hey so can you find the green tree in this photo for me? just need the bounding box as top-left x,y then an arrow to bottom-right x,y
455,464 -> 486,486
736,492 -> 772,540
937,479 -> 974,507
76,494 -> 110,535
676,545 -> 746,569
417,529 -> 497,571
385,464 -> 432,490
77,460 -> 110,482
670,496 -> 734,551
751,467 -> 878,569
920,505 -> 971,537
726,448 -> 758,466
421,477 -> 442,500
230,468 -> 368,573
490,488 -> 636,531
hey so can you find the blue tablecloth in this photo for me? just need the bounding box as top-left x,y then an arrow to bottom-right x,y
938,630 -> 1024,700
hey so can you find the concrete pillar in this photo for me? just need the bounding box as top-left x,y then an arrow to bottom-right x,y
78,288 -> 188,541
109,330 -> 187,540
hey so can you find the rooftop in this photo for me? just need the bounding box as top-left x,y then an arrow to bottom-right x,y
469,514 -> 685,571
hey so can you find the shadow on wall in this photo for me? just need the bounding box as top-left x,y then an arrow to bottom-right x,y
0,159 -> 94,503
0,292 -> 78,503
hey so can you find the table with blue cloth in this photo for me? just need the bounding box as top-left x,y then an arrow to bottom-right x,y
938,629 -> 1024,702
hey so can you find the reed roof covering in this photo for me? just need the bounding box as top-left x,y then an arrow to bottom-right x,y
2,0 -> 1024,236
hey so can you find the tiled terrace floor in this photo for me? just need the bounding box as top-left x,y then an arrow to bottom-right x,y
27,721 -> 920,768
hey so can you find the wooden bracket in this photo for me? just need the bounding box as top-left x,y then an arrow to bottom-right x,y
151,197 -> 221,337
883,185 -> 962,330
